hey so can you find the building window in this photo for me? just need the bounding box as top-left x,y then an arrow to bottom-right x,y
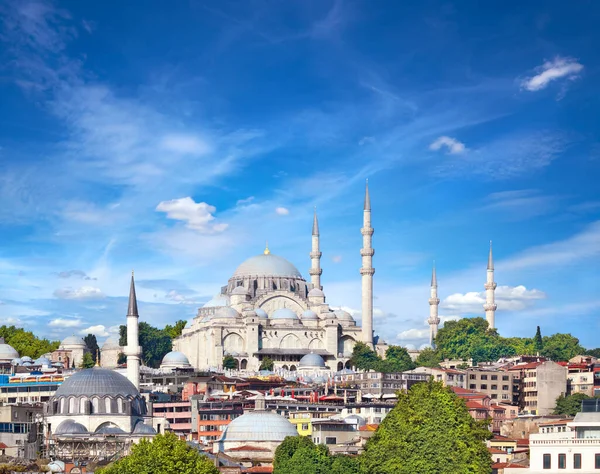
325,437 -> 336,445
469,384 -> 476,390
491,375 -> 498,380
481,384 -> 487,390
491,385 -> 497,390
469,374 -> 476,380
574,453 -> 581,469
302,424 -> 309,431
481,375 -> 488,380
543,454 -> 551,470
502,385 -> 509,390
502,375 -> 509,381
558,454 -> 566,469
596,453 -> 600,469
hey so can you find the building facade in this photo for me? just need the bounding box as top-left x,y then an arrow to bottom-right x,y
509,361 -> 567,415
466,368 -> 519,404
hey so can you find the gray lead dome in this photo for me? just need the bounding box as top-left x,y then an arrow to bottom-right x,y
232,253 -> 302,279
54,369 -> 140,398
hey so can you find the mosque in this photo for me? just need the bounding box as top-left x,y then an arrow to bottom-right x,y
174,183 -> 381,372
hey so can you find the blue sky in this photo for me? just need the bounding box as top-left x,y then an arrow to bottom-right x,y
0,0 -> 598,349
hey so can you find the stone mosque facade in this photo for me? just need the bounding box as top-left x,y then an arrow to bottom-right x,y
174,184 -> 379,372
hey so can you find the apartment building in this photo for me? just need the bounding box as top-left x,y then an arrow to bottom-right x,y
152,401 -> 192,438
190,399 -> 244,445
0,404 -> 42,458
408,367 -> 466,388
509,361 -> 567,415
337,371 -> 429,395
466,368 -> 519,404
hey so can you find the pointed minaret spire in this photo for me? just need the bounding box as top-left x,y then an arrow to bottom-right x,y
360,180 -> 375,347
428,262 -> 440,347
125,271 -> 141,390
309,208 -> 323,290
484,242 -> 497,330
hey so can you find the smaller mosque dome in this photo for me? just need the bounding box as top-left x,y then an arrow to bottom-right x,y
55,419 -> 89,435
102,337 -> 121,350
62,336 -> 86,347
299,353 -> 326,368
214,306 -> 240,319
301,310 -> 318,320
54,369 -> 139,398
21,356 -> 33,362
254,308 -> 268,319
334,310 -> 354,321
203,294 -> 230,308
34,356 -> 51,366
231,286 -> 248,295
0,339 -> 19,361
161,351 -> 191,368
312,376 -> 327,384
308,288 -> 324,297
220,411 -> 297,442
11,358 -> 22,366
95,423 -> 126,435
271,308 -> 299,320
133,421 -> 157,435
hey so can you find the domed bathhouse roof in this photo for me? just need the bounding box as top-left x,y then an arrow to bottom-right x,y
61,335 -> 86,347
270,308 -> 299,321
254,308 -> 268,319
101,337 -> 121,350
299,352 -> 326,369
34,356 -> 51,366
55,419 -> 89,435
95,422 -> 126,435
312,376 -> 327,384
301,310 -> 318,320
160,351 -> 191,370
232,253 -> 303,279
11,358 -> 22,366
0,338 -> 19,361
21,356 -> 33,362
419,343 -> 433,350
219,411 -> 297,443
54,369 -> 140,398
133,421 -> 157,435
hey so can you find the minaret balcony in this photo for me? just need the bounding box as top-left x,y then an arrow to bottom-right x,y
428,298 -> 440,305
361,227 -> 374,236
484,282 -> 497,290
360,248 -> 375,257
360,268 -> 375,276
308,268 -> 323,276
483,303 -> 497,311
309,251 -> 322,259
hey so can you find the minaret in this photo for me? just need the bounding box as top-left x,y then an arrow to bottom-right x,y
484,241 -> 497,329
360,180 -> 375,347
428,263 -> 440,346
309,208 -> 323,290
125,272 -> 141,390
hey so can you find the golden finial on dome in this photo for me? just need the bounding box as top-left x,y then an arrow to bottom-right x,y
264,240 -> 270,255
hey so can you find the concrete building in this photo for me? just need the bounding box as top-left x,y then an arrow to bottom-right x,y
337,371 -> 429,396
466,367 -> 519,404
408,367 -> 466,389
0,404 -> 42,458
0,374 -> 63,404
509,361 -> 567,415
191,399 -> 244,445
312,419 -> 361,454
152,401 -> 192,438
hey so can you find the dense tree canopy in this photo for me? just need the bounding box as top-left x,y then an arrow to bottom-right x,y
164,320 -> 187,339
119,322 -> 172,368
586,348 -> 600,358
0,325 -> 59,359
415,347 -> 442,368
360,380 -> 492,474
350,342 -> 415,373
273,436 -> 359,474
97,432 -> 219,474
80,352 -> 95,368
534,326 -> 543,353
259,356 -> 274,371
540,333 -> 585,362
223,355 -> 237,369
84,334 -> 99,363
554,393 -> 592,416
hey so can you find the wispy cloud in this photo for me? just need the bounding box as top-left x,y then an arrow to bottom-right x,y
53,286 -> 105,300
481,189 -> 560,220
56,270 -> 96,280
48,317 -> 83,328
442,285 -> 546,313
156,197 -> 228,233
429,136 -> 466,154
521,56 -> 584,92
275,207 -> 290,216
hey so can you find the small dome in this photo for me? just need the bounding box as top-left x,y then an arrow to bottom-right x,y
255,308 -> 268,319
334,310 -> 354,321
271,308 -> 298,320
337,368 -> 354,375
232,253 -> 303,279
54,369 -> 139,398
0,340 -> 19,360
231,286 -> 248,295
62,335 -> 86,347
22,361 -> 33,366
220,411 -> 297,442
161,351 -> 191,368
308,288 -> 324,297
214,306 -> 239,319
95,423 -> 126,435
301,310 -> 318,320
203,294 -> 230,308
102,337 -> 121,350
47,461 -> 65,473
11,358 -> 22,366
299,353 -> 326,368
312,376 -> 327,384
55,419 -> 89,435
419,343 -> 433,350
21,356 -> 33,362
34,357 -> 51,366
133,421 -> 157,435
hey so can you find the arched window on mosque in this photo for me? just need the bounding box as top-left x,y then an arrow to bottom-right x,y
117,398 -> 123,413
92,397 -> 99,414
105,398 -> 111,414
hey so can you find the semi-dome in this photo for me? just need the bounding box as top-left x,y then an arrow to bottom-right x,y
214,306 -> 239,319
133,421 -> 157,435
203,294 -> 230,308
334,310 -> 354,321
0,339 -> 19,360
102,337 -> 121,350
307,288 -> 324,297
301,310 -> 318,320
271,308 -> 299,320
95,423 -> 126,435
232,253 -> 303,279
54,369 -> 139,398
299,352 -> 326,368
220,411 -> 297,442
55,419 -> 89,435
62,335 -> 86,346
161,351 -> 191,368
255,308 -> 268,319
231,286 -> 249,295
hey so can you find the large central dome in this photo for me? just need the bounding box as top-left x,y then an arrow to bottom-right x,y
232,253 -> 303,279
54,369 -> 140,398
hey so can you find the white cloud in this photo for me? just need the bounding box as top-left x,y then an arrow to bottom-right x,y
53,286 -> 105,300
397,328 -> 429,341
429,136 -> 466,155
521,57 -> 584,92
442,285 -> 546,313
79,324 -> 109,337
156,197 -> 228,233
165,290 -> 200,305
275,207 -> 290,216
332,255 -> 342,263
48,318 -> 83,328
236,196 -> 255,206
160,134 -> 211,155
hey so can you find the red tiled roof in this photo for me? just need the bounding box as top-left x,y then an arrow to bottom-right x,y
488,447 -> 507,454
492,462 -> 528,469
243,467 -> 274,473
538,419 -> 572,427
508,362 -> 542,370
515,438 -> 529,447
492,435 -> 516,442
465,401 -> 488,410
0,442 -> 7,449
228,445 -> 271,452
359,424 -> 379,431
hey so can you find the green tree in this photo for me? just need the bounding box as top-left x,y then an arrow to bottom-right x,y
415,347 -> 442,368
381,346 -> 416,372
223,355 -> 238,370
554,393 -> 591,416
259,356 -> 274,371
360,380 -> 492,474
586,348 -> 600,358
119,322 -> 172,368
273,436 -> 331,474
84,334 -> 99,363
541,333 -> 585,362
117,352 -> 127,365
164,320 -> 187,339
80,352 -> 95,368
533,326 -> 543,353
0,325 -> 59,358
97,432 -> 219,474
330,455 -> 360,474
350,342 -> 380,371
